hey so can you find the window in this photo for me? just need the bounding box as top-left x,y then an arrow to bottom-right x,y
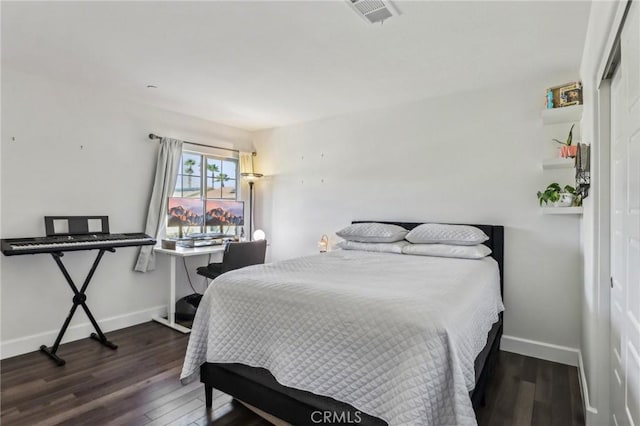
167,151 -> 241,238
174,153 -> 202,198
205,157 -> 237,199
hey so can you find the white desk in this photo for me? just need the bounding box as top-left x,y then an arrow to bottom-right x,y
153,245 -> 225,333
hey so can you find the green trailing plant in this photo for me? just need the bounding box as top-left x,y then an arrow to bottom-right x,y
537,183 -> 576,206
553,124 -> 575,146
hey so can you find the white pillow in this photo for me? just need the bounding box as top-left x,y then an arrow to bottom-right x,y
402,243 -> 492,259
405,224 -> 489,246
336,223 -> 408,243
336,240 -> 409,254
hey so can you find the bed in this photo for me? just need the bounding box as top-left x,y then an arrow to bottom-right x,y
181,221 -> 504,425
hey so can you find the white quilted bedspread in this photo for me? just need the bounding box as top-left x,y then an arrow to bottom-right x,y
181,250 -> 504,426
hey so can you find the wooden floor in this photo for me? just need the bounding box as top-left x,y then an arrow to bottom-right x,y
1,322 -> 584,426
476,351 -> 584,426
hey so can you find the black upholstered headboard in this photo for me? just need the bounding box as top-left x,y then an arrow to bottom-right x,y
352,221 -> 504,297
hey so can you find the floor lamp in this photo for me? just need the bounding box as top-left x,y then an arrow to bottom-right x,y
240,154 -> 263,240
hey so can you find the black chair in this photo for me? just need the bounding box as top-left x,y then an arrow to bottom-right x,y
196,240 -> 267,280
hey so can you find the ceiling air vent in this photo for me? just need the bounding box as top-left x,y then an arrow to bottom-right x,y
347,0 -> 400,24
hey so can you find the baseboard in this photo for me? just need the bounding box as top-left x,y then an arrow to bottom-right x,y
0,305 -> 167,360
500,334 -> 579,366
577,351 -> 600,422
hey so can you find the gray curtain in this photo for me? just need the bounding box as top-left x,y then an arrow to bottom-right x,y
135,137 -> 183,272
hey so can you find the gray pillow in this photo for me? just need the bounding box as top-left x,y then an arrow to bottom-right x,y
337,240 -> 409,254
405,223 -> 489,245
336,223 -> 408,243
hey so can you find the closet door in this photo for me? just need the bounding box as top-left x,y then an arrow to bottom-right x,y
610,2 -> 640,425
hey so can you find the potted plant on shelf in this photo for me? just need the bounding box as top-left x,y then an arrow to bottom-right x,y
537,183 -> 578,207
553,124 -> 578,158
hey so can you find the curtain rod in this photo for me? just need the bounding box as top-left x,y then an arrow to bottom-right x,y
148,133 -> 241,154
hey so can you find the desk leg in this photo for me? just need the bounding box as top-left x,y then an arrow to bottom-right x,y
152,256 -> 190,334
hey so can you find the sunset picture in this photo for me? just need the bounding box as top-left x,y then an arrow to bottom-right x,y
205,200 -> 244,227
167,197 -> 204,227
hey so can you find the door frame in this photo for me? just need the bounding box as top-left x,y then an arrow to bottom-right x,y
588,1 -> 632,424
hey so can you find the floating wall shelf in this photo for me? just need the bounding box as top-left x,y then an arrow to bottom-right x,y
541,207 -> 583,215
542,158 -> 575,169
541,105 -> 583,125
539,101 -> 583,216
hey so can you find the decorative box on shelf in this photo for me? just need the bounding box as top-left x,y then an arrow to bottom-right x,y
545,82 -> 583,110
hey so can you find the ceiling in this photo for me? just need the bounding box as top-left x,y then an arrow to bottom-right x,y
2,1 -> 591,131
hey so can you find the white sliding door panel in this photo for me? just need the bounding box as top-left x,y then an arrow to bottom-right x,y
611,63 -> 628,426
612,2 -> 640,426
623,4 -> 640,425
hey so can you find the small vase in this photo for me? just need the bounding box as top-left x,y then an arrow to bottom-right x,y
555,193 -> 575,207
560,145 -> 578,158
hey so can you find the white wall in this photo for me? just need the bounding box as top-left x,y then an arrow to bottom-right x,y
253,75 -> 584,355
0,68 -> 253,358
579,1 -> 629,423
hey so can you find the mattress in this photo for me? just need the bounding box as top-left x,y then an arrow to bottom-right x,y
181,250 -> 504,426
202,318 -> 502,426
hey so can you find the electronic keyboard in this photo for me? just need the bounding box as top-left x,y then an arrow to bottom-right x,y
0,216 -> 156,366
1,233 -> 155,256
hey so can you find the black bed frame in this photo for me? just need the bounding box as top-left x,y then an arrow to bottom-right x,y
200,221 -> 504,425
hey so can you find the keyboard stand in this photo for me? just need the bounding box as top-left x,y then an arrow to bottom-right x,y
40,248 -> 118,366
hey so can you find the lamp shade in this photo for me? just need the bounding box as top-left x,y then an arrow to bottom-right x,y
241,172 -> 264,180
240,153 -> 263,180
318,234 -> 329,253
